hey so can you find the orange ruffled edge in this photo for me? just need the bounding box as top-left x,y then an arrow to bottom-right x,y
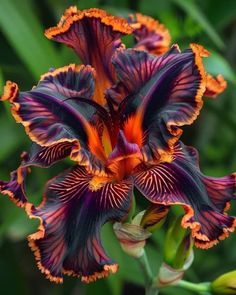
164,43 -> 207,149
25,203 -> 118,283
45,6 -> 133,40
205,74 -> 227,98
0,65 -> 87,148
186,44 -> 227,98
182,202 -> 236,249
147,198 -> 236,249
0,152 -> 30,208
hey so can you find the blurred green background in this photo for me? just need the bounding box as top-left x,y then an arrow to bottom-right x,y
0,0 -> 236,294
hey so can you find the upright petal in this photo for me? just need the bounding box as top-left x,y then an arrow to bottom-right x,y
128,13 -> 171,55
45,7 -> 133,105
26,166 -> 133,283
111,45 -> 206,155
1,65 -> 108,163
134,143 -> 236,248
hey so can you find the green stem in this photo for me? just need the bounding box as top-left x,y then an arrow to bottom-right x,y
177,280 -> 211,294
137,251 -> 158,295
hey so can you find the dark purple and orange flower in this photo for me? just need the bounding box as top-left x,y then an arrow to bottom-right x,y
0,6 -> 235,284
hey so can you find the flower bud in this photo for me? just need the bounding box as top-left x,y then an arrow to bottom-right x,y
211,270 -> 236,294
157,251 -> 194,287
113,222 -> 151,258
164,216 -> 193,269
140,205 -> 169,232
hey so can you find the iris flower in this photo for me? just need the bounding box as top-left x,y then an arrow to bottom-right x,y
0,7 -> 235,283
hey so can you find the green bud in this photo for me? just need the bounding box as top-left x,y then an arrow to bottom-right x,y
113,222 -> 151,258
173,233 -> 194,269
164,216 -> 187,267
211,270 -> 236,294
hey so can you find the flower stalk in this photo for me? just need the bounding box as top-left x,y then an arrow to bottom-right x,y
177,280 -> 211,294
137,250 -> 159,295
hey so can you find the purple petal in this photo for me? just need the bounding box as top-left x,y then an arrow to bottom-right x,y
110,45 -> 206,159
128,13 -> 171,55
134,142 -> 236,248
26,166 -> 133,282
45,7 -> 133,105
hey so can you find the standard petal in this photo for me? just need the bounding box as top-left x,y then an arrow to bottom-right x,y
111,45 -> 206,156
45,7 -> 133,105
26,166 -> 133,283
134,143 -> 236,248
1,65 -> 109,163
0,152 -> 30,207
204,74 -> 227,98
128,13 -> 171,55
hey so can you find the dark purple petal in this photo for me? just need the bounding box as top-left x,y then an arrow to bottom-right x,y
110,45 -> 206,157
134,142 -> 236,248
25,142 -> 75,168
2,65 -> 100,148
128,13 -> 171,55
45,7 -> 133,106
26,166 -> 133,283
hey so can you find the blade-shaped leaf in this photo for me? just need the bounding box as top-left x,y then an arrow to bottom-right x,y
171,0 -> 225,49
0,0 -> 61,79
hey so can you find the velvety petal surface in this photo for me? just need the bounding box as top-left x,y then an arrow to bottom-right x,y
25,142 -> 75,168
1,65 -> 110,164
128,13 -> 171,55
26,166 -> 133,283
1,65 -> 94,146
45,7 -> 133,105
110,45 -> 206,158
134,143 -> 236,248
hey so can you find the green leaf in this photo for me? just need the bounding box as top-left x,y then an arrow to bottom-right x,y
0,67 -> 4,90
77,0 -> 100,9
171,0 -> 225,49
0,0 -> 61,80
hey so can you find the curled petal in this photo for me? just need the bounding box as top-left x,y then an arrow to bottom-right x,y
134,143 -> 236,248
204,74 -> 227,98
0,152 -> 30,207
111,44 -> 206,157
1,81 -> 18,102
128,13 -> 171,55
26,166 -> 133,283
1,65 -> 96,146
45,7 -> 133,105
1,65 -> 108,164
